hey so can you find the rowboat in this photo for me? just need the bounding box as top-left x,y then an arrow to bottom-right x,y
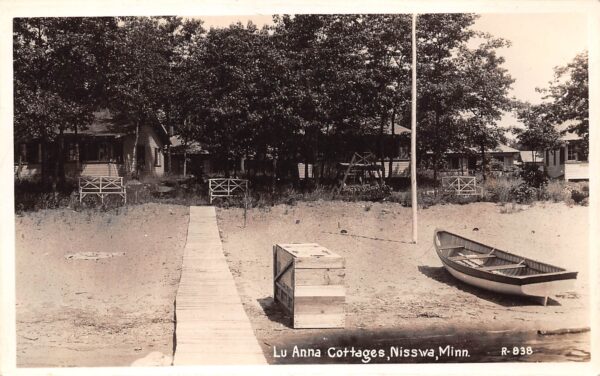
433,229 -> 578,306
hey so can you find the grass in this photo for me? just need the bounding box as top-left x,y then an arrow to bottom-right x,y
14,174 -> 589,214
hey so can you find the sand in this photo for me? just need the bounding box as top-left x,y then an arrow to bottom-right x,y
15,203 -> 189,367
14,200 -> 590,366
217,201 -> 590,352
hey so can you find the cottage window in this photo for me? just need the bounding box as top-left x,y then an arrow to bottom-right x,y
67,142 -> 79,162
567,145 -> 578,161
154,147 -> 161,167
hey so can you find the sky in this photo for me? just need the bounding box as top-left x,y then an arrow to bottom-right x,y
198,13 -> 588,129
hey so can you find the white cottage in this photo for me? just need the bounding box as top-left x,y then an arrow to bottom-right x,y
14,109 -> 170,180
545,128 -> 589,181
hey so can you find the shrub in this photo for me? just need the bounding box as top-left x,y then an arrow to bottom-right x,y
520,164 -> 548,188
483,177 -> 521,203
509,183 -> 537,204
542,180 -> 569,203
339,184 -> 392,202
571,189 -> 587,204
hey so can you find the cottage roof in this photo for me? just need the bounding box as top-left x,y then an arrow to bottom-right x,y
557,120 -> 582,141
359,117 -> 411,136
72,109 -> 125,136
64,109 -> 171,145
169,136 -> 208,154
439,144 -> 519,155
519,151 -> 544,163
490,144 -> 519,153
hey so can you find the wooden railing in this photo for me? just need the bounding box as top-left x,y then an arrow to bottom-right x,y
208,178 -> 248,203
79,176 -> 126,204
441,175 -> 480,196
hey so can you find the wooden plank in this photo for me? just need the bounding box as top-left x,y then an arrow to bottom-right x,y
294,296 -> 345,315
293,313 -> 345,329
439,245 -> 465,251
295,285 -> 345,298
479,263 -> 526,271
294,257 -> 345,269
173,206 -> 266,365
449,254 -> 496,261
295,268 -> 346,286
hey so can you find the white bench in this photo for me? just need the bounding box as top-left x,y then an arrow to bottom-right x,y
208,178 -> 248,203
79,176 -> 126,204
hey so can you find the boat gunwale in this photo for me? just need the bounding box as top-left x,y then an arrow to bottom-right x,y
433,229 -> 578,286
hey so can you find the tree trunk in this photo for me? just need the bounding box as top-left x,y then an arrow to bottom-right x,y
379,113 -> 386,178
388,109 -> 396,180
57,128 -> 66,187
167,145 -> 171,174
272,156 -> 277,194
75,126 -> 80,174
130,119 -> 140,179
480,144 -> 486,181
183,140 -> 187,178
40,137 -> 49,189
433,154 -> 438,184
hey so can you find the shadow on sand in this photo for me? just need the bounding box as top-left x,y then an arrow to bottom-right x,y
257,297 -> 293,328
417,265 -> 560,307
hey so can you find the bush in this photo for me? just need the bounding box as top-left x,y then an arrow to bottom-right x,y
509,183 -> 538,204
520,164 -> 548,188
483,177 -> 522,203
542,180 -> 569,203
339,184 -> 392,201
571,189 -> 587,204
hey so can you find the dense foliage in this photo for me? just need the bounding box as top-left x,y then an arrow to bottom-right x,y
14,14 -> 548,188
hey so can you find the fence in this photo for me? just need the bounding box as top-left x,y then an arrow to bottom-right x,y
441,175 -> 480,196
79,176 -> 126,204
208,178 -> 249,203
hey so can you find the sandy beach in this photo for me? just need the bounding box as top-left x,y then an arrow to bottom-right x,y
14,200 -> 589,366
15,203 -> 189,367
217,201 -> 590,358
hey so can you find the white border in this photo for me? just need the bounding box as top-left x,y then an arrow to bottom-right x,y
1,1 -> 598,375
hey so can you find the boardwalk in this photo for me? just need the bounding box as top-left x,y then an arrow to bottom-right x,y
173,206 -> 266,365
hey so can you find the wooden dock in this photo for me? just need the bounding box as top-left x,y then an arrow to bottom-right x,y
173,206 -> 266,365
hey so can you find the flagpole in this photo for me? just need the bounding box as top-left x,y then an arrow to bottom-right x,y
411,13 -> 418,244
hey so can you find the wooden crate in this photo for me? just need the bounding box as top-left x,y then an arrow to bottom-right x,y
273,243 -> 345,329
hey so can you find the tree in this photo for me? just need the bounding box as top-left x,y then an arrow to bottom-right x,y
414,14 -> 479,181
107,17 -> 175,178
455,36 -> 515,180
542,51 -> 588,154
513,102 -> 561,163
14,17 -> 116,188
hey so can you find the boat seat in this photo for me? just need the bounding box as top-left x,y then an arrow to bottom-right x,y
450,254 -> 497,261
479,263 -> 526,271
439,246 -> 464,251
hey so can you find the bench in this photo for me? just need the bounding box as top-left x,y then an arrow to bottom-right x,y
479,262 -> 526,272
441,176 -> 481,196
79,176 -> 126,204
450,254 -> 497,261
208,178 -> 248,203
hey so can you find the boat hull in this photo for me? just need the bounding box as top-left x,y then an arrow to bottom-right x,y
434,229 -> 577,305
442,261 -> 575,299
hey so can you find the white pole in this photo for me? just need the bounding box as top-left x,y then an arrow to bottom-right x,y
411,14 -> 418,244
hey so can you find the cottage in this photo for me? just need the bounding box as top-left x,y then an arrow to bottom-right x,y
545,129 -> 589,181
517,151 -> 544,166
169,136 -> 212,177
434,144 -> 519,175
14,109 -> 170,180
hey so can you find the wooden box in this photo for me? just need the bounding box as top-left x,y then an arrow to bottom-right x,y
273,243 -> 345,329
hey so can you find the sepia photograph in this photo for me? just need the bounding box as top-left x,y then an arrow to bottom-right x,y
1,1 -> 598,375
